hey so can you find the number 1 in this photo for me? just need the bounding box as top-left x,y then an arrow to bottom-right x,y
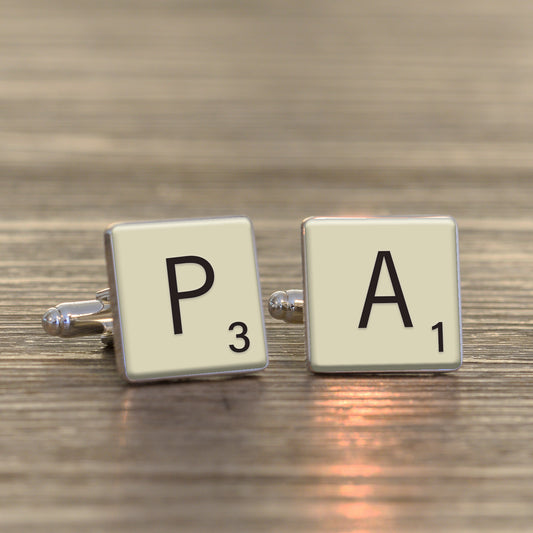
432,322 -> 444,352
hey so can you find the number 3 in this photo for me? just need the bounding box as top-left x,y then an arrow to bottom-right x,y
229,322 -> 250,353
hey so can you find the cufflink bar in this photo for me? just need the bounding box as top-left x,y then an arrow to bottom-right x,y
42,288 -> 114,346
268,289 -> 304,324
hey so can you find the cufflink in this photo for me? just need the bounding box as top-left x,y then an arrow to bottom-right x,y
42,216 -> 269,383
269,216 -> 462,372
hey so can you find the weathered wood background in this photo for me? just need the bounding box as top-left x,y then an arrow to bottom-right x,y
1,1 -> 533,531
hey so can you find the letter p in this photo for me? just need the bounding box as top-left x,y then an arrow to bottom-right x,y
166,256 -> 215,335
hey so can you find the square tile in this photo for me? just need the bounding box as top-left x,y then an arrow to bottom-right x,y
105,217 -> 268,382
302,216 -> 462,372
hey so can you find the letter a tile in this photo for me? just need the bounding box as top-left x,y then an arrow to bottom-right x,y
302,216 -> 462,372
105,217 -> 268,382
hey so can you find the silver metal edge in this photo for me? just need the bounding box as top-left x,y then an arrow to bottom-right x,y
301,215 -> 462,374
453,216 -> 463,371
104,215 -> 268,384
247,216 -> 269,372
104,227 -> 129,381
301,217 -> 313,372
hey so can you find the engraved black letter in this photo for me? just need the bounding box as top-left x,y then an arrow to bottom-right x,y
358,251 -> 413,328
166,256 -> 214,334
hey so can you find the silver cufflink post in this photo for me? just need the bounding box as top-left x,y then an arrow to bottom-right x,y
268,289 -> 304,324
42,288 -> 114,346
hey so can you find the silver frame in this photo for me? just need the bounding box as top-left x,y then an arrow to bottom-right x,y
301,215 -> 463,373
105,216 -> 269,383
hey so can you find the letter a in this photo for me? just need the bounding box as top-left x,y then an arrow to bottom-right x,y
358,251 -> 413,328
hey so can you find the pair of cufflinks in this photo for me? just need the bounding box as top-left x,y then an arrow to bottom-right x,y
42,215 -> 462,383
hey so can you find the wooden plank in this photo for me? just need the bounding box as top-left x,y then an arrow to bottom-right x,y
0,1 -> 532,531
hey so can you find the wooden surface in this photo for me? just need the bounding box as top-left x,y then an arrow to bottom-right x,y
1,1 -> 533,531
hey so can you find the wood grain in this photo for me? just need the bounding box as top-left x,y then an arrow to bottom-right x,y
1,1 -> 533,531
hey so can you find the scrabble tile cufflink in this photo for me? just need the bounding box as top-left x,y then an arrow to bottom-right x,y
269,216 -> 462,372
42,217 -> 269,383
42,215 -> 462,381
